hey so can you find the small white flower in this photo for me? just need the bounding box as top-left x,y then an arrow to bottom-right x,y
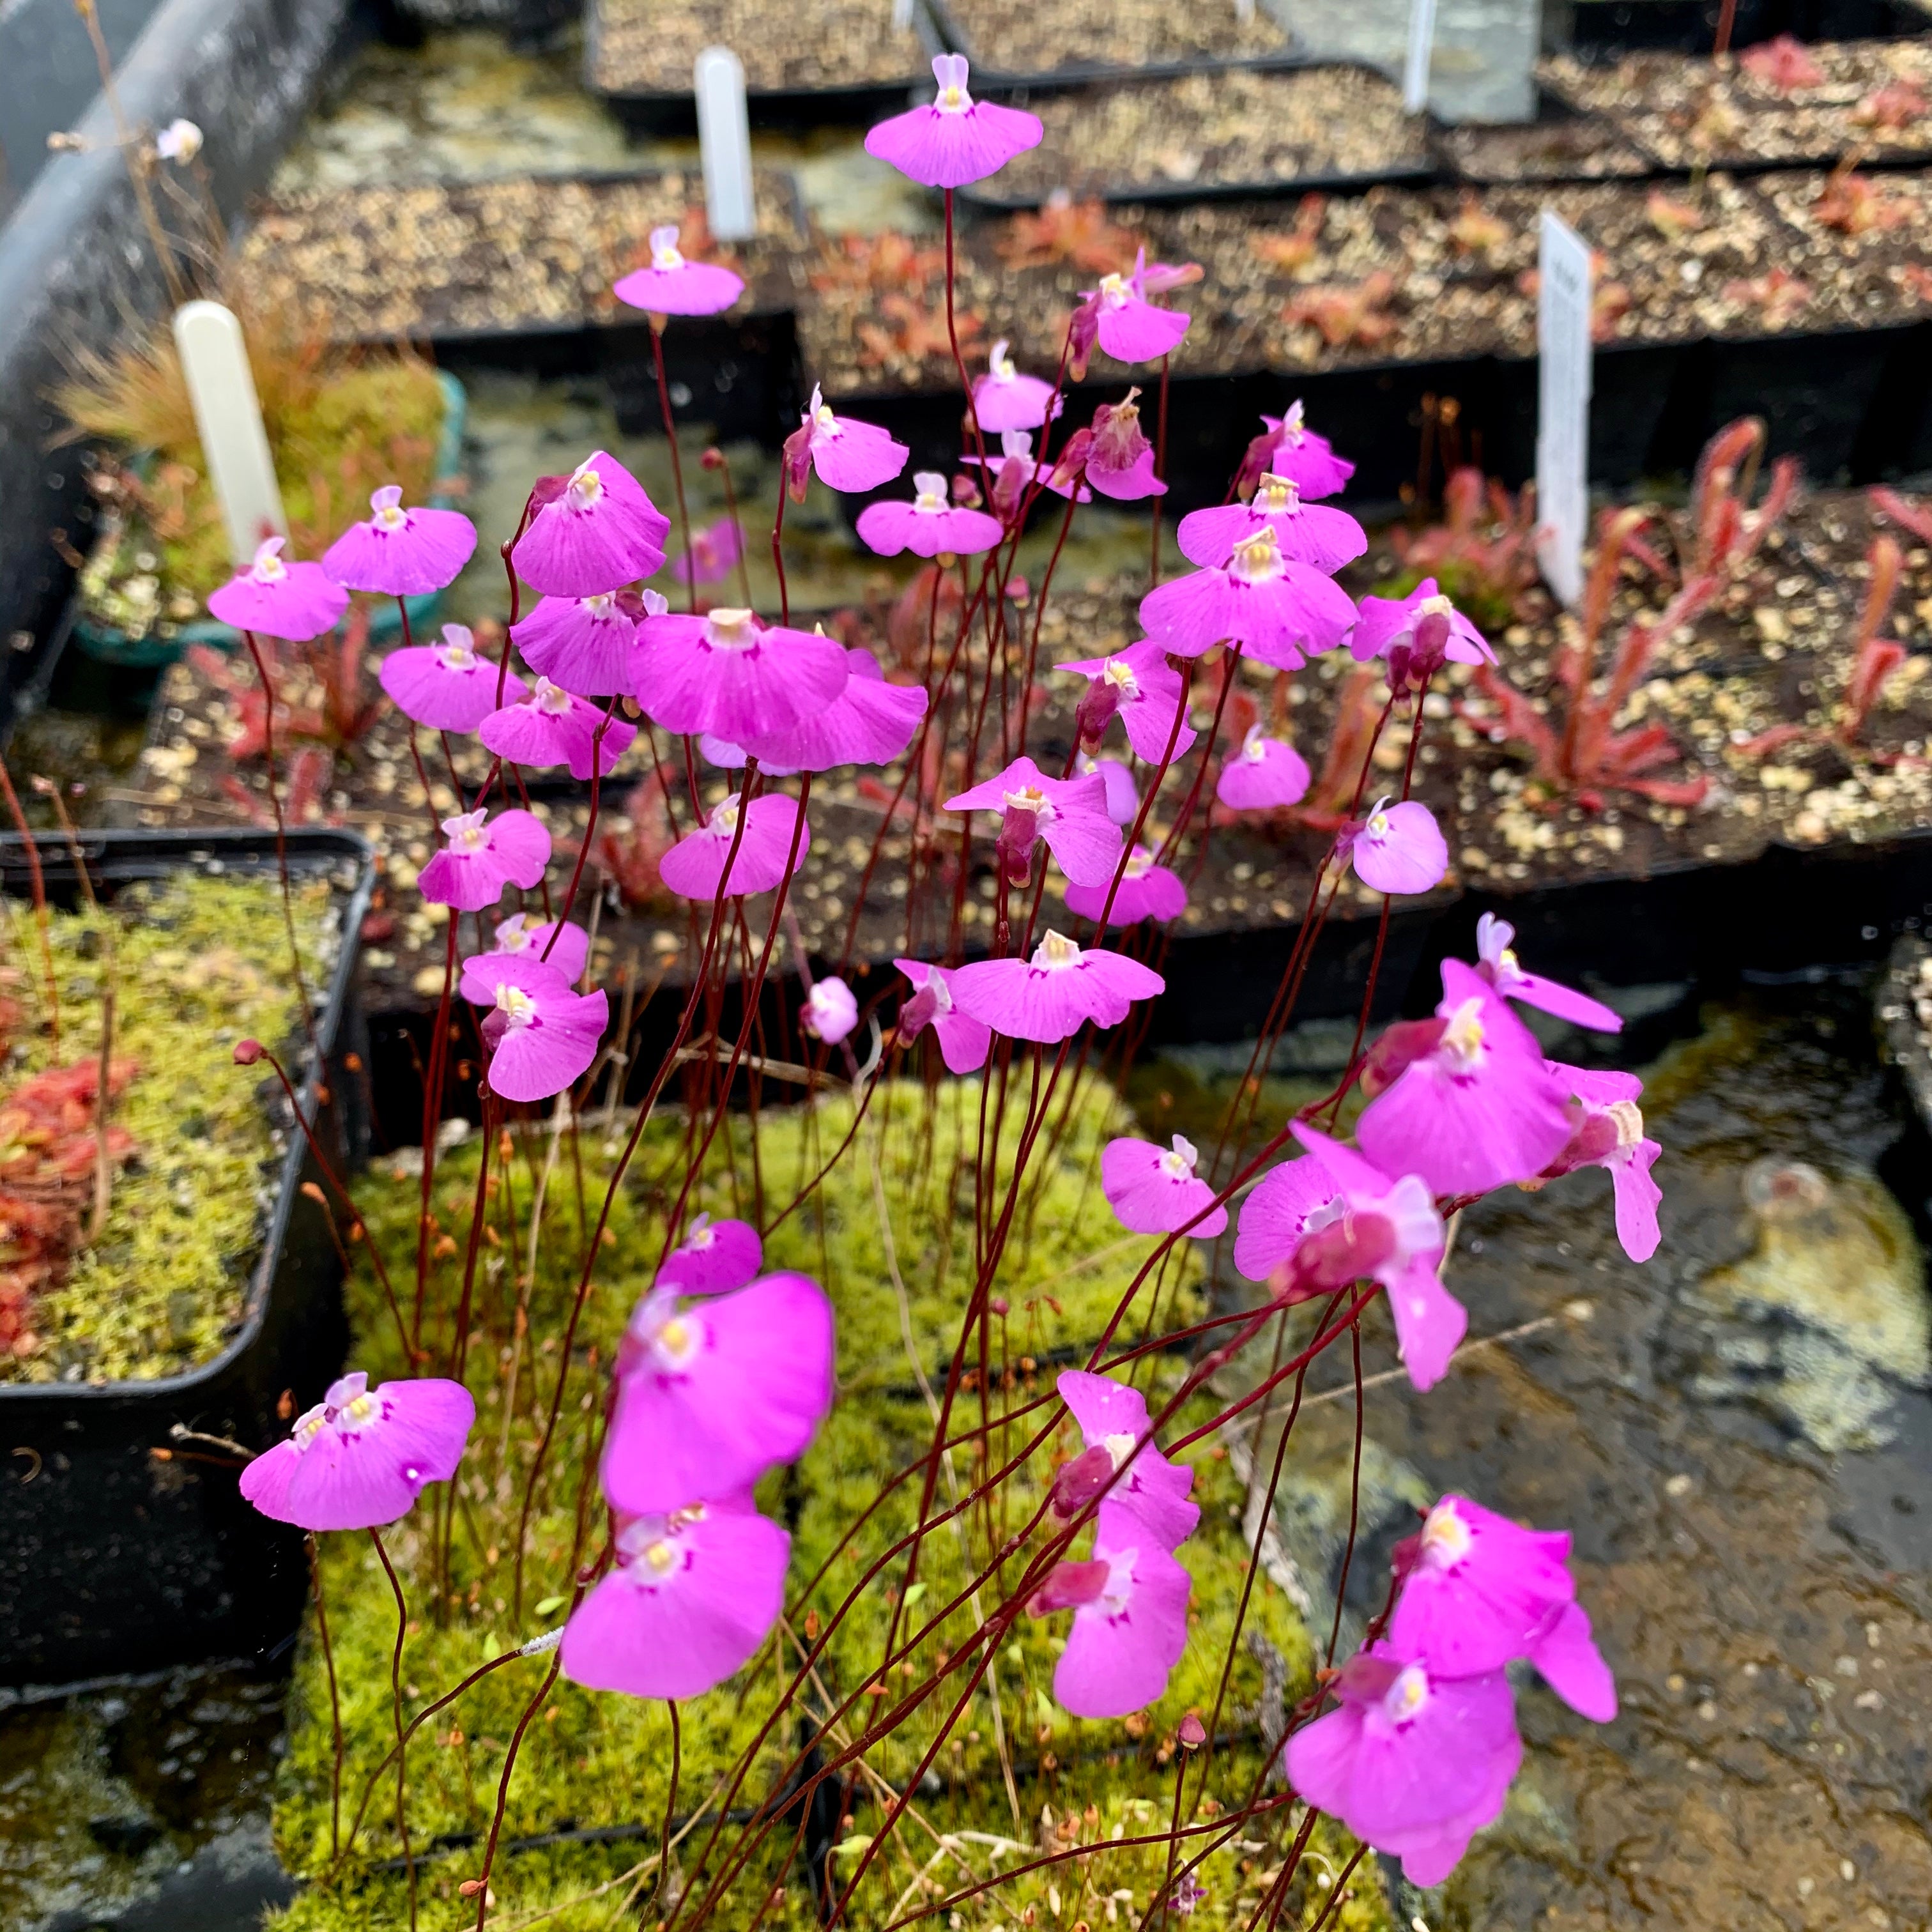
155,118 -> 203,164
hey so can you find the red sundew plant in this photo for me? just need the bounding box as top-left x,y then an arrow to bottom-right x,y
201,53 -> 1689,1930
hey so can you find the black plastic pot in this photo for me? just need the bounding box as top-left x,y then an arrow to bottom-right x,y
0,828 -> 376,1690
956,60 -> 1438,212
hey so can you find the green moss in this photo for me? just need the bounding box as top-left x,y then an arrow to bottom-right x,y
268,1078 -> 1392,1930
2,871 -> 336,1382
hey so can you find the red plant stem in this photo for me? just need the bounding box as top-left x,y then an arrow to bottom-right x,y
0,759 -> 58,1045
307,1534 -> 344,1861
1713,0 -> 1739,57
1149,351 -> 1171,590
1326,1321 -> 1367,1667
496,489 -> 538,707
714,450 -> 755,608
771,485 -> 791,627
240,630 -> 319,1054
470,1655 -> 562,1931
652,324 -> 698,616
411,918 -> 460,1349
370,1527 -> 418,1931
944,188 -> 990,477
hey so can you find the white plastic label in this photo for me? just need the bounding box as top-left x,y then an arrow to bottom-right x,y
1402,0 -> 1438,114
891,0 -> 914,29
172,300 -> 287,567
1535,208 -> 1593,608
694,46 -> 756,243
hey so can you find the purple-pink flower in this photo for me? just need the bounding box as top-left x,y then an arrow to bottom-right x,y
1054,1370 -> 1200,1552
856,471 -> 1005,558
1065,390 -> 1165,500
1351,579 -> 1495,684
612,225 -> 746,317
944,755 -> 1123,888
802,976 -> 859,1046
1075,249 -> 1193,371
206,537 -> 349,643
1028,1501 -> 1192,1717
1284,1643 -> 1520,1887
1139,527 -> 1357,669
949,931 -> 1163,1043
562,1495 -> 788,1699
895,959 -> 992,1075
965,431 -> 1090,523
1101,1134 -> 1227,1237
1236,402 -> 1354,502
673,518 -> 744,588
636,606 -> 850,744
239,1371 -> 474,1531
604,1273 -> 834,1513
1075,752 -> 1139,825
728,647 -> 928,774
1540,1062 -> 1662,1263
1342,797 -> 1448,896
1215,724 -> 1310,811
459,952 -> 608,1104
783,385 -> 910,499
510,589 -> 657,700
971,339 -> 1059,433
379,623 -> 529,732
322,486 -> 477,598
1062,845 -> 1186,926
512,451 -> 671,597
416,807 -> 551,912
1176,474 -> 1365,574
1355,960 -> 1576,1198
658,1213 -> 763,1296
657,791 -> 811,901
864,54 -> 1043,189
1059,638 -> 1195,763
467,911 -> 590,986
1476,913 -> 1622,1032
479,677 -> 638,779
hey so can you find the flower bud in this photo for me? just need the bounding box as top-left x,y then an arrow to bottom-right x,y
233,1039 -> 264,1066
1050,1444 -> 1114,1521
1178,1710 -> 1206,1750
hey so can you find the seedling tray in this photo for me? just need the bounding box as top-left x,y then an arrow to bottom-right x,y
0,829 -> 376,1689
923,0 -> 1297,92
1432,91 -> 1657,185
958,61 -> 1439,212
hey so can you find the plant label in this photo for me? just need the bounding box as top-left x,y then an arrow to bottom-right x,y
1535,208 -> 1592,608
891,0 -> 914,29
1402,0 -> 1438,114
695,46 -> 756,243
171,300 -> 288,567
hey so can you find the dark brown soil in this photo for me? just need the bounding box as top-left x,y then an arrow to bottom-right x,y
587,0 -> 928,95
933,0 -> 1289,78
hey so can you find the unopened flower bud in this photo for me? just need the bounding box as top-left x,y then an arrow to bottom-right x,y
233,1039 -> 264,1066
1178,1710 -> 1206,1750
951,473 -> 983,510
700,446 -> 726,471
990,1296 -> 1009,1317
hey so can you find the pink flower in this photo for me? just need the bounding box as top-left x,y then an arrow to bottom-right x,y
782,384 -> 910,499
963,431 -> 1089,522
856,471 -> 1005,558
1351,579 -> 1494,683
612,225 -> 746,317
671,517 -> 744,589
944,755 -> 1123,887
802,976 -> 859,1045
1138,527 -> 1357,668
1236,402 -> 1354,502
658,791 -> 811,900
1076,249 -> 1193,371
206,537 -> 349,642
1101,1135 -> 1227,1237
562,1495 -> 788,1699
658,1213 -> 763,1296
1062,844 -> 1186,925
1215,724 -> 1310,811
511,588 -> 659,700
1355,960 -> 1576,1197
635,606 -> 850,744
239,1371 -> 475,1531
895,958 -> 992,1075
1066,390 -> 1165,501
604,1273 -> 834,1512
1284,1643 -> 1521,1888
1342,798 -> 1448,896
512,451 -> 671,597
379,623 -> 529,731
1476,913 -> 1621,1032
1249,1123 -> 1463,1390
971,339 -> 1059,433
467,910 -> 591,986
1389,1495 -> 1616,1722
1540,1062 -> 1662,1264
1074,751 -> 1140,824
322,485 -> 477,597
730,646 -> 928,774
1054,1370 -> 1200,1551
864,54 -> 1043,189
479,677 -> 638,779
1028,1501 -> 1192,1717
949,930 -> 1163,1043
417,807 -> 551,912
459,951 -> 608,1103
1176,473 -> 1366,573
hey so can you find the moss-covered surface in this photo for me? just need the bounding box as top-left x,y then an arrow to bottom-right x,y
268,1077 -> 1391,1930
1,871 -> 337,1382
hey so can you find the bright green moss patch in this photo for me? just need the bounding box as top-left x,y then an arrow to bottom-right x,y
2,871 -> 337,1383
268,1076 -> 1390,1930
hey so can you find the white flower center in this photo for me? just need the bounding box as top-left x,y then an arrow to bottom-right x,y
939,82 -> 967,111
705,608 -> 758,652
495,983 -> 538,1027
1606,1099 -> 1645,1149
1419,1499 -> 1472,1567
533,677 -> 573,717
913,471 -> 949,514
1002,783 -> 1050,820
654,1314 -> 701,1369
989,340 -> 1016,381
445,811 -> 489,853
1384,1663 -> 1431,1722
291,1402 -> 329,1450
1033,930 -> 1081,970
1241,724 -> 1268,763
1160,1134 -> 1198,1179
1229,528 -> 1284,585
566,461 -> 604,511
1102,658 -> 1140,696
1096,272 -> 1129,310
585,593 -> 615,617
1438,995 -> 1487,1072
1280,400 -> 1307,444
709,799 -> 742,839
1417,593 -> 1453,620
1124,847 -> 1153,879
1255,473 -> 1302,514
1101,1430 -> 1136,1471
436,643 -> 477,671
375,502 -> 408,531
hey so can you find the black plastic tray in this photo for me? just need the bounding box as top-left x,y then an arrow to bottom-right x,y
0,828 -> 375,1689
956,59 -> 1440,212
